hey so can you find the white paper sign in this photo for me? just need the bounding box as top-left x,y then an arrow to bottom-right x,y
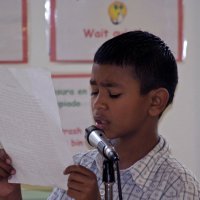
0,68 -> 73,190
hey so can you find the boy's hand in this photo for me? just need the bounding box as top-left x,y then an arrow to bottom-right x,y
64,165 -> 101,200
0,149 -> 21,198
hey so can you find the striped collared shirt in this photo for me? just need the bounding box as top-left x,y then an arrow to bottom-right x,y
47,136 -> 200,200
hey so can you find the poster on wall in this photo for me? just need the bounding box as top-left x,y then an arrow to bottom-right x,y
0,0 -> 28,63
50,0 -> 183,62
52,74 -> 93,155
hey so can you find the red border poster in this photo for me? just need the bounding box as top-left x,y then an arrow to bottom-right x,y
52,74 -> 93,155
0,0 -> 28,63
50,0 -> 183,63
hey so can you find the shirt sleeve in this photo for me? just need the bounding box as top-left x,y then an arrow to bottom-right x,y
178,180 -> 200,200
47,188 -> 74,200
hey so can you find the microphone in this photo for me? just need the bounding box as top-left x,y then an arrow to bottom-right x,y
85,125 -> 119,161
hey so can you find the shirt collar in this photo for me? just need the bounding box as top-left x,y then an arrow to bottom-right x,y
121,135 -> 170,191
94,135 -> 170,191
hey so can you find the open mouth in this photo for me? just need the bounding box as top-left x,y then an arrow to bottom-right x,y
95,119 -> 109,130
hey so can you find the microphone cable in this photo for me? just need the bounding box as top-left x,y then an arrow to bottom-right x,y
85,125 -> 123,199
115,160 -> 123,200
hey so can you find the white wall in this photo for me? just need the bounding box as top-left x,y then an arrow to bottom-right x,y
1,0 -> 200,181
159,0 -> 200,180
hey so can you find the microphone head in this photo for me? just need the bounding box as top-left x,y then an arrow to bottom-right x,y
85,125 -> 106,148
85,125 -> 99,146
85,125 -> 119,161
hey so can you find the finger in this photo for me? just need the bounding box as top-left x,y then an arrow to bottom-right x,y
64,165 -> 94,177
67,171 -> 98,195
67,176 -> 100,200
0,167 -> 15,180
68,172 -> 90,185
0,161 -> 14,174
67,188 -> 81,200
0,168 -> 10,179
67,179 -> 83,192
66,173 -> 85,199
0,149 -> 11,163
0,156 -> 15,181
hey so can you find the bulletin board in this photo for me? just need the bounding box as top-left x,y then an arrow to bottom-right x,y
52,74 -> 93,155
0,0 -> 28,63
50,0 -> 183,62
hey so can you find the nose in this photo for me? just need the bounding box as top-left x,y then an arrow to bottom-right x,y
92,93 -> 108,110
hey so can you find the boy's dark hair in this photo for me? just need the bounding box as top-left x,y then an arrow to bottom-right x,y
93,30 -> 178,107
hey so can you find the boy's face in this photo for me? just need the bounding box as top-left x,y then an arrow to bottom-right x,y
90,64 -> 151,140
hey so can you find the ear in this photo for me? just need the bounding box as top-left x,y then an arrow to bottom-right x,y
148,88 -> 169,117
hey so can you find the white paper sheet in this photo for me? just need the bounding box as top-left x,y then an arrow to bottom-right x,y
0,68 -> 73,190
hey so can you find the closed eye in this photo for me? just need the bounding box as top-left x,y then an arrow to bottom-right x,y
109,93 -> 121,99
90,91 -> 98,96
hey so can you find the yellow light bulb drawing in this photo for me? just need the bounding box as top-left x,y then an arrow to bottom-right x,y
108,1 -> 127,25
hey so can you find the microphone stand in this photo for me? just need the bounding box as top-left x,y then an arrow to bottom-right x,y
103,159 -> 115,200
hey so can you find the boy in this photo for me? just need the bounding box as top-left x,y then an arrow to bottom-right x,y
0,31 -> 199,199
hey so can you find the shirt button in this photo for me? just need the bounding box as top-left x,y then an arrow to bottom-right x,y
100,189 -> 105,196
